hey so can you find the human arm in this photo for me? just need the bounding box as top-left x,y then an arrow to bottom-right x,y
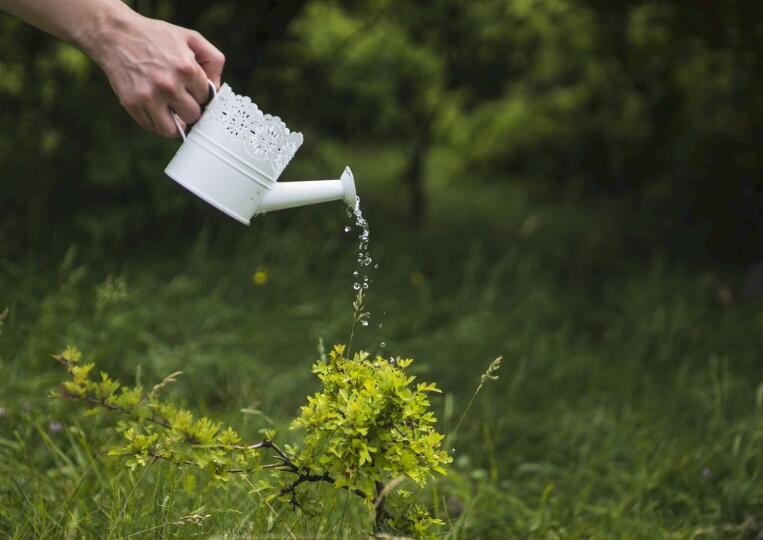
0,0 -> 225,137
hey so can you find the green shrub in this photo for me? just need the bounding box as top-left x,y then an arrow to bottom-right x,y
52,343 -> 451,537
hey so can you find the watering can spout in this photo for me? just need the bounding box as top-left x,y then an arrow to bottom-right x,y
257,166 -> 357,214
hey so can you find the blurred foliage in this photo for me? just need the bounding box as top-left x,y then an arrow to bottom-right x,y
0,0 -> 761,261
2,170 -> 763,537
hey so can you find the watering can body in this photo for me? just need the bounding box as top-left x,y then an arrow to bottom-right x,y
164,83 -> 356,224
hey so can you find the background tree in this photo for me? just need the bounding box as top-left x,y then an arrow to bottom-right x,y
1,0 -> 761,262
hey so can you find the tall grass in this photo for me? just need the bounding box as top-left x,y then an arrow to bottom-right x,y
1,148 -> 763,537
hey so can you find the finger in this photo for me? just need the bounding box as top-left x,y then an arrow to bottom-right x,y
147,103 -> 182,138
118,91 -> 155,133
169,91 -> 202,125
125,105 -> 154,133
173,53 -> 209,104
184,64 -> 211,105
187,31 -> 225,88
173,115 -> 187,134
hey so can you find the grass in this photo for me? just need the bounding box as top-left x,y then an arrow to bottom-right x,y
1,147 -> 763,538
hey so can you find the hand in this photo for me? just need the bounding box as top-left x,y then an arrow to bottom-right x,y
87,10 -> 225,137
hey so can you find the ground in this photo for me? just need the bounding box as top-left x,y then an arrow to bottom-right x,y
1,149 -> 762,538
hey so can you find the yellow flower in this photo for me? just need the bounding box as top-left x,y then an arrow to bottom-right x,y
253,266 -> 269,286
410,271 -> 425,288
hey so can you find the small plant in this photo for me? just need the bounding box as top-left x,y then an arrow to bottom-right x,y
451,356 -> 502,438
0,307 -> 7,335
291,344 -> 451,530
52,344 -> 451,537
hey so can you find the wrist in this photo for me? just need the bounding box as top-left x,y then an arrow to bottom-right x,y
74,2 -> 139,66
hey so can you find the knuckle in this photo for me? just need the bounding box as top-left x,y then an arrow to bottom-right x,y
137,88 -> 153,102
176,58 -> 198,76
153,75 -> 176,94
119,95 -> 137,110
121,91 -> 147,109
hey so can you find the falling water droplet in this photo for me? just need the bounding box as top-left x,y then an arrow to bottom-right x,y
378,323 -> 383,329
346,196 -> 385,326
380,342 -> 386,348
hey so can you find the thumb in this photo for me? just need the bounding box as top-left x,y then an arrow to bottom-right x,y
187,31 -> 225,89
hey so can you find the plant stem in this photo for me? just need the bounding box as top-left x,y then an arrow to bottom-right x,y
449,356 -> 502,441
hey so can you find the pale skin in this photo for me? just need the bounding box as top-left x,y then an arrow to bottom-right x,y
0,0 -> 225,137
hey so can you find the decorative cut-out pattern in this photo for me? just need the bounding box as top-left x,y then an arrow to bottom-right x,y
204,84 -> 303,175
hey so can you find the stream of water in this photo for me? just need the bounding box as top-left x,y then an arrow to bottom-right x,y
345,197 -> 384,349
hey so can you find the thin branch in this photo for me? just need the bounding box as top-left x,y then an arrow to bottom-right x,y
259,440 -> 294,464
62,391 -> 299,469
278,469 -> 368,505
373,475 -> 406,529
146,451 -> 264,475
78,395 -> 173,430
261,462 -> 294,470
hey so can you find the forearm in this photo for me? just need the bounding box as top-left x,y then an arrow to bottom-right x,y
0,0 -> 225,137
0,0 -> 135,62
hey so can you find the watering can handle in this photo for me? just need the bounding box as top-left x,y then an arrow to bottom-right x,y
170,79 -> 217,141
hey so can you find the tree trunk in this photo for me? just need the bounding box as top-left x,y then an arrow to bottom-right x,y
402,131 -> 430,228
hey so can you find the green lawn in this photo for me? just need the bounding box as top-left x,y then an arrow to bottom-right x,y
1,153 -> 762,538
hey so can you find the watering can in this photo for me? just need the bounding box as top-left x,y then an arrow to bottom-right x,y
165,82 -> 357,225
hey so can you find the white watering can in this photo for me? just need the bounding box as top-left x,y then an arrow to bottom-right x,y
165,82 -> 357,225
